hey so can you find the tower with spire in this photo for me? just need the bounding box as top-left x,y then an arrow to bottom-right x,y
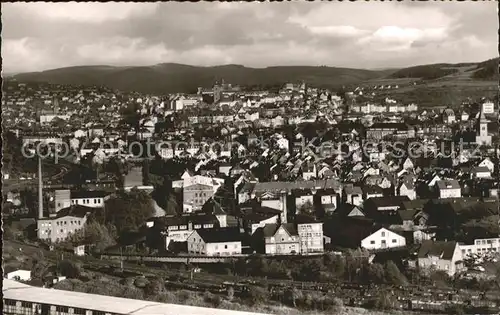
475,107 -> 491,146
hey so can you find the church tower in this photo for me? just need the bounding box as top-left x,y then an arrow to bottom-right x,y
476,108 -> 491,146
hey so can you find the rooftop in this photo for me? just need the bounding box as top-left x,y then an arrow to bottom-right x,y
3,279 -> 267,315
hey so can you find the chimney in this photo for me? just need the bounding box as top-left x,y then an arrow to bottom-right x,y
38,156 -> 44,219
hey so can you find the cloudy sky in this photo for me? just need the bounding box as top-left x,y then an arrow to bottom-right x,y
2,2 -> 497,73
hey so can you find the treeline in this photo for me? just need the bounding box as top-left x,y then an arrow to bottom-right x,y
210,251 -> 410,286
389,64 -> 459,80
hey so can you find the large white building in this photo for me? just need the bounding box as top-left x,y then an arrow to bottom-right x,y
262,220 -> 324,255
3,279 -> 268,315
187,228 -> 243,256
37,205 -> 94,243
361,227 -> 406,250
173,174 -> 225,213
459,237 -> 500,258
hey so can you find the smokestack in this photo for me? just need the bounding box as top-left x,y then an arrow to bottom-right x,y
38,156 -> 43,219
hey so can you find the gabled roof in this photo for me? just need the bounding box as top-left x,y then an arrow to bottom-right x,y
262,223 -> 298,238
43,205 -> 95,219
436,180 -> 460,190
417,240 -> 458,260
196,227 -> 243,243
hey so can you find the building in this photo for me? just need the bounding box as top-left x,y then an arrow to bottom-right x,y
297,217 -> 324,254
459,237 -> 500,258
470,166 -> 491,179
475,109 -> 492,146
436,180 -> 461,199
361,227 -> 406,250
3,279 -> 267,315
150,214 -> 220,249
366,123 -> 414,140
187,227 -> 243,256
398,182 -> 416,200
442,108 -> 456,124
417,240 -> 464,276
70,190 -> 111,208
173,175 -> 225,213
6,270 -> 31,282
262,218 -> 324,255
263,223 -> 300,255
481,101 -> 495,114
37,205 -> 94,243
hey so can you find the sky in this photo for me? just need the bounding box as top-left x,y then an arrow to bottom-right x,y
2,1 -> 498,73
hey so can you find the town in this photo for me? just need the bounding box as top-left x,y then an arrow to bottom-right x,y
3,76 -> 500,315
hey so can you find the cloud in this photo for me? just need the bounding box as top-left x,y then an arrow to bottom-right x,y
1,1 -> 497,73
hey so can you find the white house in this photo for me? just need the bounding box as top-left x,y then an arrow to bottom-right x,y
70,191 -> 111,208
478,158 -> 495,173
263,223 -> 300,255
361,227 -> 406,250
297,221 -> 324,254
398,182 -> 416,200
418,240 -> 464,276
471,166 -> 491,179
436,180 -> 461,199
187,228 -> 242,256
6,270 -> 31,282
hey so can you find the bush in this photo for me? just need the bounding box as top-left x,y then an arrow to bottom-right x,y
246,286 -> 268,306
178,290 -> 195,302
57,260 -> 81,279
134,277 -> 149,288
365,289 -> 396,310
203,291 -> 222,308
227,287 -> 234,300
445,304 -> 465,315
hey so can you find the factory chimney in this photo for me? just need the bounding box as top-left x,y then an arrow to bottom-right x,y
38,156 -> 44,219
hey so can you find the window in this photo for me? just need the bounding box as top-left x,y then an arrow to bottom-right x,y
92,311 -> 106,315
73,308 -> 86,315
392,239 -> 397,243
56,305 -> 69,312
370,241 -> 375,244
22,301 -> 32,308
224,245 -> 228,249
5,299 -> 16,306
381,231 -> 385,237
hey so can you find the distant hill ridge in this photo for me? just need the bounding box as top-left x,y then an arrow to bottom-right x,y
12,58 -> 497,94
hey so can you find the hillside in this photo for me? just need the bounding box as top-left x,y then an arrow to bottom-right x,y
13,64 -> 385,94
471,57 -> 499,80
388,58 -> 498,81
388,64 -> 461,80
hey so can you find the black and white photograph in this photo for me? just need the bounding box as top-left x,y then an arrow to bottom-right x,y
1,1 -> 499,315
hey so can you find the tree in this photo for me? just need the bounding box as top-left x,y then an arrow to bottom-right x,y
57,260 -> 81,279
364,263 -> 385,284
323,253 -> 345,277
298,200 -> 314,215
31,259 -> 50,281
284,287 -> 302,307
144,277 -> 165,297
68,221 -> 116,252
384,261 -> 408,286
101,188 -> 155,233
